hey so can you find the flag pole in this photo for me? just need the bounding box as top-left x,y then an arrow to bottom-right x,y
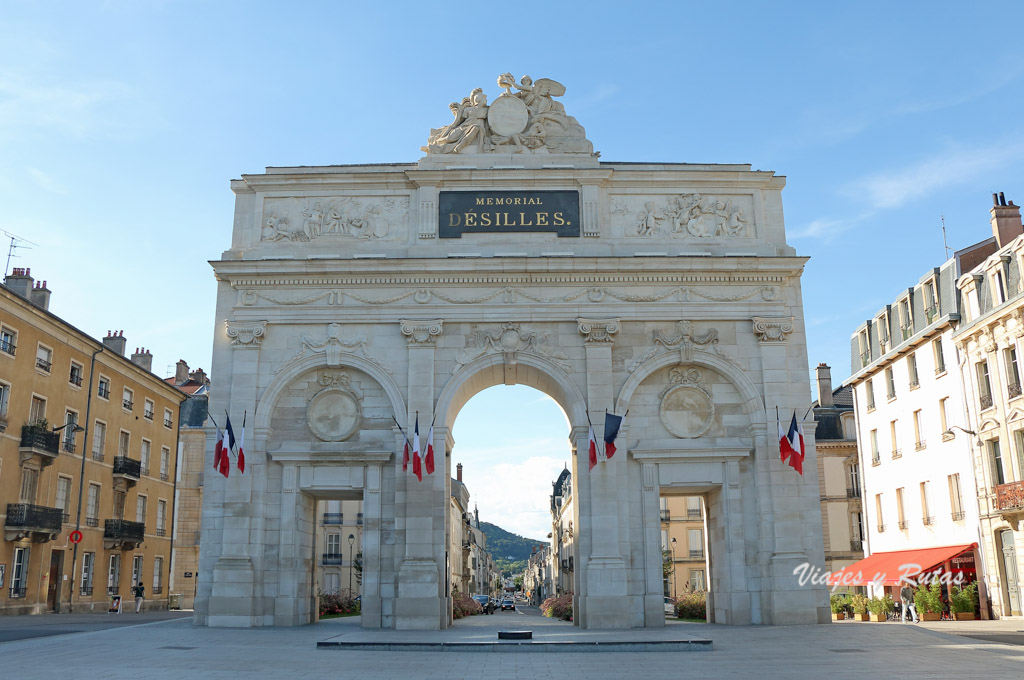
587,411 -> 604,458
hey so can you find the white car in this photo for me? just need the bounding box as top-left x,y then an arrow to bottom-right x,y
664,597 -> 675,615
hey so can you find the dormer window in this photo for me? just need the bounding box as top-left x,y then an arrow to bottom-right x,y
898,298 -> 913,341
923,280 -> 939,323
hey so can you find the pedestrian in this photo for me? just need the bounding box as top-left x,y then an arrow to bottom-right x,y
133,583 -> 145,613
900,584 -> 918,623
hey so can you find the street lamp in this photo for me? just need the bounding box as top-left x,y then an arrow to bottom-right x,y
670,537 -> 678,598
347,533 -> 355,596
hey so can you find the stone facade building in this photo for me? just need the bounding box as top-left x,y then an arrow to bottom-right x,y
195,74 -> 827,629
550,467 -> 574,596
1,269 -> 184,614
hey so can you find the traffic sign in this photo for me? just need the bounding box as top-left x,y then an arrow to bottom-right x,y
69,530 -> 83,544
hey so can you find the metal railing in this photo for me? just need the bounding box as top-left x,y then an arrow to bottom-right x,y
9,586 -> 27,598
850,539 -> 863,551
660,510 -> 670,521
951,510 -> 967,521
62,439 -> 76,454
687,509 -> 702,519
98,385 -> 109,399
20,425 -> 59,455
872,454 -> 881,466
0,339 -> 15,356
5,503 -> 63,532
144,409 -> 154,421
322,553 -> 344,566
164,416 -> 173,428
898,520 -> 909,530
104,519 -> 145,542
1010,382 -> 1023,399
113,456 -> 141,478
123,399 -> 133,410
995,480 -> 1024,512
891,448 -> 902,460
847,487 -> 861,498
688,549 -> 704,558
922,516 -> 935,526
156,528 -> 166,537
152,586 -> 163,595
86,517 -> 99,527
36,357 -> 52,372
92,448 -> 104,462
80,586 -> 93,596
69,373 -> 83,387
323,513 -> 343,525
981,394 -> 994,410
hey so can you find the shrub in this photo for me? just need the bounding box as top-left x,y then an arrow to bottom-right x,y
830,593 -> 851,614
950,582 -> 978,614
675,590 -> 707,620
914,580 -> 943,614
452,592 -> 482,620
867,595 -> 894,616
850,594 -> 869,615
318,591 -> 359,617
541,593 -> 573,621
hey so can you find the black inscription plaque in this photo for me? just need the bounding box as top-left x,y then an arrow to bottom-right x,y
439,190 -> 580,238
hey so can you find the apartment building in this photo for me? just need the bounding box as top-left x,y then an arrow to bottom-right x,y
316,499 -> 363,597
1,269 -> 185,614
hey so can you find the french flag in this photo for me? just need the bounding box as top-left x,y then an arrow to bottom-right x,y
588,425 -> 598,471
604,412 -> 623,459
425,425 -> 435,475
412,415 -> 422,481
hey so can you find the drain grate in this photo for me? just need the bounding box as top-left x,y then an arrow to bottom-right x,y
828,648 -> 865,653
159,646 -> 198,650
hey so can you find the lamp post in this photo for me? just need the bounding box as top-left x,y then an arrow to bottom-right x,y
53,421 -> 85,614
670,536 -> 678,598
347,533 -> 355,596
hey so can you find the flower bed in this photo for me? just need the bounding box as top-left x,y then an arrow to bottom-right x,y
675,590 -> 706,620
541,593 -> 573,621
453,592 -> 482,619
318,591 -> 359,617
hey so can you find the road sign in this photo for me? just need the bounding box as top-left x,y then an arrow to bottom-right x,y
69,530 -> 83,544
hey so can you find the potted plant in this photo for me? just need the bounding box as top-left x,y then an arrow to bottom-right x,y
867,595 -> 893,622
830,593 -> 850,621
851,593 -> 870,621
914,580 -> 943,621
950,582 -> 978,621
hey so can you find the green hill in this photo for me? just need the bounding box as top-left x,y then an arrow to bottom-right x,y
479,521 -> 548,577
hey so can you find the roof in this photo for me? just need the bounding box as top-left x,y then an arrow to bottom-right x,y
165,377 -> 208,395
832,384 -> 853,408
828,544 -> 976,586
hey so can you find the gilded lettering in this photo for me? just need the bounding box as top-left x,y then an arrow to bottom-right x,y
480,213 -> 492,226
520,212 -> 532,226
465,212 -> 476,227
536,212 -> 549,226
554,212 -> 565,226
449,213 -> 462,227
476,198 -> 486,206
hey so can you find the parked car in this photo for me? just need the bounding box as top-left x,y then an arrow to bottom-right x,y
501,598 -> 516,611
664,597 -> 675,615
472,595 -> 494,614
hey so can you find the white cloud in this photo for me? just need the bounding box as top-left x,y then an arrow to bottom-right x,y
462,454 -> 568,540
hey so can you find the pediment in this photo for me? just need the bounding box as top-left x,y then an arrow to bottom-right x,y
979,418 -> 1001,434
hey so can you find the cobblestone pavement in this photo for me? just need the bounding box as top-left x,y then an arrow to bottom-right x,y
3,613 -> 1024,679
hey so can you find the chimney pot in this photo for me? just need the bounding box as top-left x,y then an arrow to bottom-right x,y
990,194 -> 1023,247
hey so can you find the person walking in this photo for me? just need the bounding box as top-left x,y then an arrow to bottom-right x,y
900,584 -> 918,623
132,583 -> 145,613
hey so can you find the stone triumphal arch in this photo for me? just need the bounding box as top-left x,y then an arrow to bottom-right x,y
195,74 -> 829,629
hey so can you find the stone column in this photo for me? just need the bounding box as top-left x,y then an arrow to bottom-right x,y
576,317 -> 630,628
640,462 -> 666,626
361,462 -> 385,628
396,319 -> 445,630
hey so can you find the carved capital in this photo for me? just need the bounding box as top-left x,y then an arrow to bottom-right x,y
751,316 -> 794,343
226,320 -> 267,347
399,319 -> 444,345
577,317 -> 620,345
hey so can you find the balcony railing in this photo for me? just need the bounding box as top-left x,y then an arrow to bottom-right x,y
891,448 -> 902,460
659,510 -> 670,521
69,373 -> 83,387
981,394 -> 994,410
123,399 -> 133,411
113,456 -> 141,479
0,339 -> 15,356
872,454 -> 881,466
322,553 -> 344,566
160,472 -> 168,482
144,409 -> 154,421
847,487 -> 861,498
951,510 -> 967,521
92,448 -> 104,461
995,480 -> 1024,512
914,440 -> 926,451
62,439 -> 76,454
98,385 -> 109,399
20,425 -> 60,456
156,528 -> 166,537
935,362 -> 946,375
152,586 -> 163,595
104,519 -> 145,542
80,586 -> 93,596
1010,382 -> 1023,399
687,509 -> 702,519
898,520 -> 909,530
922,516 -> 935,526
688,549 -> 704,558
850,539 -> 863,552
357,513 -> 364,525
860,352 -> 871,368
36,357 -> 52,372
5,503 -> 63,533
323,513 -> 343,525
164,416 -> 173,428
86,517 -> 98,527
9,586 -> 27,598
909,379 -> 920,389
877,524 -> 886,533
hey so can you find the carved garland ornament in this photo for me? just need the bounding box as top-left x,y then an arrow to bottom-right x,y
627,320 -> 744,374
290,323 -> 391,373
454,322 -> 570,374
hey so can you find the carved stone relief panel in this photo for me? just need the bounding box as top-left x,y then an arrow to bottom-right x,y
307,371 -> 362,442
659,367 -> 715,439
454,322 -> 570,373
261,196 -> 409,242
611,193 -> 755,239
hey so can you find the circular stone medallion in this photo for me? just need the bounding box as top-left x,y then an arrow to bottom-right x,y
660,385 -> 715,439
307,388 -> 360,442
487,95 -> 529,136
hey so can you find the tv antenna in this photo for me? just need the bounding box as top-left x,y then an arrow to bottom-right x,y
941,215 -> 951,260
2,229 -> 38,276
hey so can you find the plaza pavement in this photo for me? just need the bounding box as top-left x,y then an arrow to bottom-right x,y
2,610 -> 1023,679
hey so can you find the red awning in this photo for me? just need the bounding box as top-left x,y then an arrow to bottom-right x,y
829,544 -> 976,586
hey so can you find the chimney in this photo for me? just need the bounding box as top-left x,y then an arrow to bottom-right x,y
102,330 -> 127,356
175,359 -> 190,385
190,367 -> 208,386
991,192 -> 1023,247
456,463 -> 463,482
29,280 -> 51,310
131,347 -> 153,373
3,267 -> 33,299
816,363 -> 833,407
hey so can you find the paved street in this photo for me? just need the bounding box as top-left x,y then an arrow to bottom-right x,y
2,611 -> 1024,679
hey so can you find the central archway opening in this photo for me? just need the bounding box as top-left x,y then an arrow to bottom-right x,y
448,384 -> 572,622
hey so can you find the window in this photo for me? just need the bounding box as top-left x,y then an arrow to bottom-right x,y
690,569 -> 706,592
81,552 -> 95,595
323,572 -> 340,595
995,269 -> 1008,305
875,493 -> 884,531
890,420 -> 901,458
140,439 -> 151,475
153,556 -> 163,594
156,499 -> 166,536
35,343 -> 52,372
163,408 -> 173,429
0,325 -> 16,356
688,529 -> 704,558
870,429 -> 880,465
686,496 -> 702,518
913,410 -> 925,450
896,488 -> 907,529
877,315 -> 889,353
19,467 -> 38,504
978,361 -> 993,410
62,410 -> 79,452
132,555 -> 143,587
1016,430 -> 1024,485
848,463 -> 860,496
866,379 -> 875,411
29,395 -> 46,424
898,298 -> 913,340
136,495 -> 147,523
924,281 -> 938,322
112,490 -> 125,520
143,398 -> 154,421
948,474 -> 965,521
11,547 -> 29,597
939,398 -> 950,437
907,353 -> 920,388
86,483 -> 100,527
851,512 -> 863,543
158,447 -> 170,481
56,475 -> 72,523
97,376 -> 110,400
118,430 -> 130,458
0,381 -> 9,420
885,367 -> 896,399
108,554 -> 121,595
990,440 -> 1006,486
920,482 -> 933,525
1007,347 -> 1021,398
858,330 -> 870,367
122,388 -> 133,411
69,361 -> 84,387
327,533 -> 341,556
933,338 -> 946,374
92,421 -> 106,461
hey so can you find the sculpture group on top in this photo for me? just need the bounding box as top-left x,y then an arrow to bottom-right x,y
422,73 -> 594,155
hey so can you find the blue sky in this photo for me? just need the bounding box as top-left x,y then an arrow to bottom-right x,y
4,1 -> 1024,537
